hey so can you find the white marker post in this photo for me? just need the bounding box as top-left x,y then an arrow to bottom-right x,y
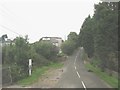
29,59 -> 32,76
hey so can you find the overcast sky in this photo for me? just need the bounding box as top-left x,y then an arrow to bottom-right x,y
0,0 -> 100,43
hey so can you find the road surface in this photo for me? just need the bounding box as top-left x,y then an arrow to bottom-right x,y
55,47 -> 111,88
0,65 -> 2,89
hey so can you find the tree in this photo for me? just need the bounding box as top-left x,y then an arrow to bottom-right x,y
78,15 -> 95,58
61,32 -> 78,55
2,35 -> 60,83
29,45 -> 49,68
93,2 -> 118,71
2,36 -> 30,81
61,40 -> 76,55
34,41 -> 59,60
78,2 -> 118,72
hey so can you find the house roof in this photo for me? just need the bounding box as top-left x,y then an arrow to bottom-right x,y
41,37 -> 62,39
40,37 -> 63,41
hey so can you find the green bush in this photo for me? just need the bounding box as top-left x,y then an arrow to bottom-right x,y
34,41 -> 59,59
61,40 -> 76,55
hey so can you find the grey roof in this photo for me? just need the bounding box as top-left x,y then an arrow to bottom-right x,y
42,37 -> 62,39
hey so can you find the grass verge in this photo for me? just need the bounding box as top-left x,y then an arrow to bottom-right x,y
85,62 -> 118,88
18,62 -> 63,86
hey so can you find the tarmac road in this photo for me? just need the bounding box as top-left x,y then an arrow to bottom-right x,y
55,47 -> 111,88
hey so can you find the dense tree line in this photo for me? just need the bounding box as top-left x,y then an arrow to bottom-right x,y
2,36 -> 59,82
78,2 -> 118,72
61,32 -> 78,55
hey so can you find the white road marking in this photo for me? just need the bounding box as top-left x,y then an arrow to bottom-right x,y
75,55 -> 77,60
76,71 -> 81,78
74,51 -> 87,90
74,55 -> 77,65
75,66 -> 76,70
81,81 -> 87,90
74,62 -> 75,65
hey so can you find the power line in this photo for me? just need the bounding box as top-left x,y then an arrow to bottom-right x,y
0,4 -> 15,17
0,25 -> 21,36
0,4 -> 32,27
0,5 -> 33,35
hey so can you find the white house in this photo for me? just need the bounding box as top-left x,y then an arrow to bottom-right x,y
40,37 -> 63,48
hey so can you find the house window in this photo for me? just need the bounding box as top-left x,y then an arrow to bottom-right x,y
42,38 -> 50,40
53,43 -> 58,46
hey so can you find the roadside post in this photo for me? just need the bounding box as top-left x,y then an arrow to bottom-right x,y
29,59 -> 32,76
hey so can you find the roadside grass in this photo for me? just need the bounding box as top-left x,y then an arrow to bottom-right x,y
18,62 -> 63,86
85,62 -> 118,88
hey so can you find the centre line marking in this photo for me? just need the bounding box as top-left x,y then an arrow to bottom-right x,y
74,55 -> 77,65
75,55 -> 77,60
75,66 -> 76,70
76,71 -> 80,78
81,81 -> 87,90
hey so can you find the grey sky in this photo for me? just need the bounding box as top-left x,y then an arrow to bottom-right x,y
0,0 -> 100,43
